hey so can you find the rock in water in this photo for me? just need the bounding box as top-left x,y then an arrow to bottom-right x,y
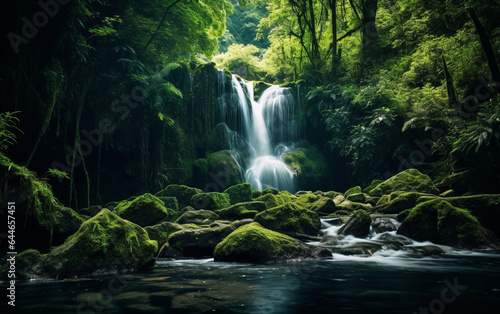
338,210 -> 372,238
369,169 -> 439,196
214,222 -> 331,263
397,199 -> 500,249
41,209 -> 157,279
254,202 -> 321,236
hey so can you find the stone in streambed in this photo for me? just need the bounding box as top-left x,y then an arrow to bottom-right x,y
216,201 -> 267,220
114,193 -> 177,227
175,209 -> 219,225
213,222 -> 331,263
145,222 -> 184,245
369,169 -> 439,196
338,210 -> 372,238
254,202 -> 321,236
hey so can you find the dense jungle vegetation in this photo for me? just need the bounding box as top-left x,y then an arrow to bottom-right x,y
1,0 -> 500,210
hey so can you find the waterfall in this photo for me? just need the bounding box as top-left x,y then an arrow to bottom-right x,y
217,71 -> 296,192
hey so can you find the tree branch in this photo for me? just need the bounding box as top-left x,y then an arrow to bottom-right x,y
145,0 -> 184,49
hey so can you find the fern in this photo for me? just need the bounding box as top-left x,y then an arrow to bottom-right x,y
0,111 -> 23,151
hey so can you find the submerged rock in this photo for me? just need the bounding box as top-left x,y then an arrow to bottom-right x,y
397,199 -> 500,249
41,209 -> 158,279
114,193 -> 177,227
254,202 -> 321,236
338,210 -> 372,238
216,201 -> 267,220
223,183 -> 253,204
213,222 -> 331,263
369,169 -> 439,197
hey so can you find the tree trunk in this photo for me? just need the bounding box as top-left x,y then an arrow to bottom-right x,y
442,55 -> 459,111
468,8 -> 500,85
360,0 -> 378,74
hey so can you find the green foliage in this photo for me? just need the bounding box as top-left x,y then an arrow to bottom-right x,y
0,111 -> 23,151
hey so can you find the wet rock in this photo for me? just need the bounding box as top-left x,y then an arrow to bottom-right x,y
347,193 -> 366,203
294,192 -> 336,214
338,210 -> 372,238
145,222 -> 184,246
216,201 -> 266,220
175,210 -> 219,225
344,186 -> 362,198
214,222 -> 331,263
254,202 -> 321,236
372,217 -> 398,233
191,192 -> 231,211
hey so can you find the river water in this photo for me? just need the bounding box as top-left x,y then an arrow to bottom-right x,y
6,249 -> 500,314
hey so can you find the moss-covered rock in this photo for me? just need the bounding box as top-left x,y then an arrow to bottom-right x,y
175,209 -> 219,225
252,190 -> 262,198
145,222 -> 184,246
157,197 -> 179,210
369,169 -> 439,197
346,193 -> 366,203
344,186 -> 362,198
79,205 -> 102,217
254,203 -> 321,236
254,193 -> 284,209
165,224 -> 235,257
191,192 -> 231,210
363,179 -> 384,193
41,209 -> 157,279
114,193 -> 176,227
262,188 -> 279,195
223,183 -> 252,205
207,150 -> 244,187
416,195 -> 500,237
214,222 -> 331,263
381,192 -> 435,214
155,184 -> 202,207
1,249 -> 43,280
335,200 -> 372,212
397,199 -> 499,249
338,210 -> 372,238
323,191 -> 343,199
294,193 -> 336,214
281,142 -> 329,191
216,201 -> 267,220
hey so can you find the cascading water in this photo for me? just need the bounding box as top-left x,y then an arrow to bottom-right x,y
217,72 -> 296,192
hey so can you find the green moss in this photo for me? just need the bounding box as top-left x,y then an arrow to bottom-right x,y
254,202 -> 321,236
262,188 -> 279,195
370,169 -> 439,197
41,209 -> 157,279
114,193 -> 176,227
213,222 -> 320,263
281,143 -> 329,190
344,186 -> 362,197
166,224 -> 235,257
216,201 -> 267,220
278,190 -> 295,203
397,199 -> 498,249
363,179 -> 384,193
145,222 -> 184,246
254,193 -> 284,209
294,192 -> 336,214
207,150 -> 244,187
252,190 -> 262,198
335,200 -> 372,212
191,192 -> 231,210
381,192 -> 434,214
224,183 -> 253,204
155,184 -> 202,207
1,249 -> 43,280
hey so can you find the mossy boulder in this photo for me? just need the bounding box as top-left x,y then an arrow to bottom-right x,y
214,222 -> 331,263
191,192 -> 231,210
254,203 -> 321,236
252,190 -> 262,198
157,197 -> 179,210
346,193 -> 366,203
369,169 -> 439,197
1,249 -> 43,280
344,186 -> 362,198
262,188 -> 279,195
338,210 -> 372,238
216,201 -> 267,220
363,179 -> 384,193
335,200 -> 372,212
41,209 -> 157,279
254,193 -> 285,209
165,224 -> 235,257
223,183 -> 252,204
397,199 -> 499,249
175,209 -> 219,225
294,193 -> 336,214
381,192 -> 435,214
207,150 -> 244,187
155,184 -> 202,207
145,222 -> 184,246
416,195 -> 500,237
281,142 -> 329,191
114,193 -> 177,227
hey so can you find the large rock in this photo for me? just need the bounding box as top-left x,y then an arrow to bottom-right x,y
338,210 -> 372,238
381,192 -> 434,214
191,192 -> 231,210
175,209 -> 219,225
145,222 -> 184,246
216,201 -> 267,220
223,183 -> 253,204
213,222 -> 331,263
165,224 -> 235,257
254,193 -> 285,209
207,150 -> 244,187
114,193 -> 177,227
155,184 -> 202,207
369,169 -> 439,196
397,199 -> 499,249
416,195 -> 500,237
254,202 -> 321,236
41,209 -> 157,279
294,192 -> 336,214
